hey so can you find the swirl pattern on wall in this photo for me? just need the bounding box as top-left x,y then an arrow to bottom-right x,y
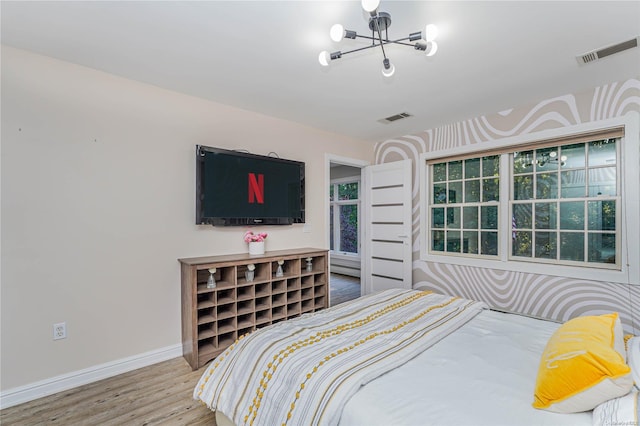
375,78 -> 640,333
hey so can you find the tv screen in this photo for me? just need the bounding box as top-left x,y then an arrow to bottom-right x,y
196,145 -> 305,226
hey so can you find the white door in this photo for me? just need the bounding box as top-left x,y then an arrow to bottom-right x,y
362,159 -> 413,294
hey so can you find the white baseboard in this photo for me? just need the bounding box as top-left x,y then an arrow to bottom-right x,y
0,344 -> 183,410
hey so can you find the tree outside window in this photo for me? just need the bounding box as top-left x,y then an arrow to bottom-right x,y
330,181 -> 359,254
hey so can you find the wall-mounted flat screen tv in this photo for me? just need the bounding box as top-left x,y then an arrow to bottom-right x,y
196,145 -> 305,226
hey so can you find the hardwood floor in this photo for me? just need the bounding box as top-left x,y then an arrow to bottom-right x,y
329,273 -> 361,305
1,274 -> 361,425
0,357 -> 216,425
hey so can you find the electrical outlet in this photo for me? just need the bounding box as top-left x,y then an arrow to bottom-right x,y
53,322 -> 67,340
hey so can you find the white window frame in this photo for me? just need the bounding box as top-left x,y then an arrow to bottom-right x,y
419,113 -> 640,285
329,176 -> 361,257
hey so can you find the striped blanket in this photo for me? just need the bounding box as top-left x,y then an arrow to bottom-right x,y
194,289 -> 487,426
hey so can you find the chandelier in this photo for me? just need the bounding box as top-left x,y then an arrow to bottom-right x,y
318,0 -> 439,77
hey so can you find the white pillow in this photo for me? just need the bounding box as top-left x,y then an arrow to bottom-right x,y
592,390 -> 638,426
628,336 -> 640,389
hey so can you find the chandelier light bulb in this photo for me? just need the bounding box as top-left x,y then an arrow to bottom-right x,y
361,0 -> 380,13
330,24 -> 345,42
560,155 -> 568,162
549,151 -> 558,158
425,24 -> 439,42
318,51 -> 330,66
424,40 -> 438,56
382,58 -> 395,77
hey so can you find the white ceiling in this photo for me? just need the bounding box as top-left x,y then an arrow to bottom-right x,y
2,1 -> 639,144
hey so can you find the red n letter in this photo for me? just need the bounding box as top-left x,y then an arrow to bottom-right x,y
248,173 -> 264,204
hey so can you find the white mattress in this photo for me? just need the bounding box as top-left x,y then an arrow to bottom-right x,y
339,309 -> 593,426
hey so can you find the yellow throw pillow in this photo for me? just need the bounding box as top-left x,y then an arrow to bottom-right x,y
532,313 -> 633,413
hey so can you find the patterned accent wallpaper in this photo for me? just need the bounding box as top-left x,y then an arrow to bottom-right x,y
374,78 -> 640,334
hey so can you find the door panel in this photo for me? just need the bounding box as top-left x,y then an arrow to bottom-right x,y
371,275 -> 404,292
363,159 -> 413,294
371,186 -> 404,204
371,241 -> 403,259
370,205 -> 404,223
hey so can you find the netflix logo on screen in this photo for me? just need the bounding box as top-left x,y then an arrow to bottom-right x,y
248,173 -> 264,204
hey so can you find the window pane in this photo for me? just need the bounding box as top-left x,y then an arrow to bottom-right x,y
482,178 -> 499,202
481,205 -> 498,229
338,182 -> 358,200
447,230 -> 461,252
482,155 -> 500,177
513,150 -> 534,174
339,205 -> 358,253
561,170 -> 586,198
588,167 -> 616,196
447,207 -> 461,228
588,139 -> 616,167
481,232 -> 498,255
561,143 -> 586,168
535,202 -> 557,230
560,232 -> 584,261
449,182 -> 462,203
465,158 -> 480,178
433,163 -> 447,182
560,201 -> 584,230
329,185 -> 334,202
448,161 -> 463,180
465,179 -> 480,202
433,184 -> 447,204
463,231 -> 478,254
588,233 -> 616,264
463,206 -> 478,229
514,175 -> 533,200
536,172 -> 558,199
535,232 -> 557,259
588,200 -> 616,231
513,231 -> 532,257
432,231 -> 445,251
432,207 -> 445,228
513,203 -> 532,229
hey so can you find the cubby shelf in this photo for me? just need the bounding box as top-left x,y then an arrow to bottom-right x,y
179,248 -> 329,370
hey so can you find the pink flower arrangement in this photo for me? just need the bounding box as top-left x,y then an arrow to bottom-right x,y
244,230 -> 267,243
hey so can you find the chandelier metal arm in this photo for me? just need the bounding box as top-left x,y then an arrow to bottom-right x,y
334,36 -> 420,58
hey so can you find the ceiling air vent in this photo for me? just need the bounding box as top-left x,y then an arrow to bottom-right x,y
378,112 -> 412,124
577,36 -> 639,65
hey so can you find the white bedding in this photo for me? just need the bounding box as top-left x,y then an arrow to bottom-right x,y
339,309 -> 593,426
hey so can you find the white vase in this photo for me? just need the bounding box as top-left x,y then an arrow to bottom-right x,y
248,241 -> 265,255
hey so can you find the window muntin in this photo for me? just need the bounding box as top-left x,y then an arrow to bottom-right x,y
426,137 -> 620,270
430,155 -> 500,257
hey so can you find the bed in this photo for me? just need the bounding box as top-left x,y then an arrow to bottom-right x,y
194,288 -> 639,426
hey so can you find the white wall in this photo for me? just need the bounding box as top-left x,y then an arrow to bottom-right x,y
0,46 -> 372,394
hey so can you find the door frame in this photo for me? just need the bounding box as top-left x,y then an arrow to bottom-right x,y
325,154 -> 371,297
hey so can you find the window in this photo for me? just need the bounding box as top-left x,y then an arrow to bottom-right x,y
430,155 -> 500,257
329,179 -> 359,255
424,126 -> 626,273
511,140 -> 618,267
